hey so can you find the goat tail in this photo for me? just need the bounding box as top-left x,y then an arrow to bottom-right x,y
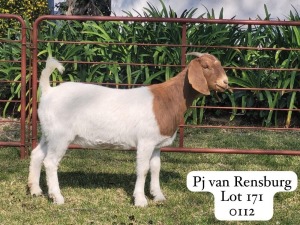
40,57 -> 65,93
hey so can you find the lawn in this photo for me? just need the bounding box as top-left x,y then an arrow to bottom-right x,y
1,129 -> 300,224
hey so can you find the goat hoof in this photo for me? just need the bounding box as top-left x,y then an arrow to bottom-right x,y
49,194 -> 65,205
134,196 -> 148,207
154,194 -> 166,202
29,186 -> 43,196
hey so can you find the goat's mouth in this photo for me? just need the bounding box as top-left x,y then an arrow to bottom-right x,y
213,85 -> 233,102
215,84 -> 228,92
215,83 -> 233,93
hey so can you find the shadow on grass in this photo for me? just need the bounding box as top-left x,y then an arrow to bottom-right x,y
40,170 -> 181,198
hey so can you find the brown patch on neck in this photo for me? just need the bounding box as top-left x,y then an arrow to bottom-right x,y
149,69 -> 200,136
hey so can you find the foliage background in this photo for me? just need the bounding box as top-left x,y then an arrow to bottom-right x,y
0,2 -> 300,127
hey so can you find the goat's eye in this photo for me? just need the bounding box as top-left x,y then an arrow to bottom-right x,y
202,63 -> 209,69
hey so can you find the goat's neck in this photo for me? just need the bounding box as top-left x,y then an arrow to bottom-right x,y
162,68 -> 199,108
149,69 -> 200,136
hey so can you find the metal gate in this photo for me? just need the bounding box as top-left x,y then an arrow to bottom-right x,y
0,14 -> 28,158
31,15 -> 300,156
1,14 -> 300,158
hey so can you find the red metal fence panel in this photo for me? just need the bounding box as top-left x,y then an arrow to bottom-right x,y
1,15 -> 300,157
0,14 -> 28,159
30,15 -> 300,156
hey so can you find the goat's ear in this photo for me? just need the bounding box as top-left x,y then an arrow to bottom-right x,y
187,59 -> 210,95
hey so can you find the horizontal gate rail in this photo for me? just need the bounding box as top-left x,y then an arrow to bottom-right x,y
28,15 -> 300,156
180,124 -> 300,131
0,14 -> 28,158
161,147 -> 300,156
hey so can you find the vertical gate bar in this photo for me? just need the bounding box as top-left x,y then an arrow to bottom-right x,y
31,19 -> 39,149
20,16 -> 27,159
0,14 -> 28,158
179,22 -> 187,148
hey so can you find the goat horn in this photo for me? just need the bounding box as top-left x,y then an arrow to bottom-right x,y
186,52 -> 207,58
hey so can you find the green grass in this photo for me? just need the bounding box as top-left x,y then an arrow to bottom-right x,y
181,128 -> 300,150
1,129 -> 300,224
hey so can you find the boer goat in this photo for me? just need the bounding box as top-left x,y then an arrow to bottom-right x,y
28,53 -> 229,207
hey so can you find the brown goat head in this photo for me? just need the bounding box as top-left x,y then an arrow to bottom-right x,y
186,52 -> 229,95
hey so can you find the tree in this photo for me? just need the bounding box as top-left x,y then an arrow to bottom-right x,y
0,0 -> 49,37
66,0 -> 111,16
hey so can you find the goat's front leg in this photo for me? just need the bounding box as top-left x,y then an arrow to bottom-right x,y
150,149 -> 166,202
133,143 -> 154,207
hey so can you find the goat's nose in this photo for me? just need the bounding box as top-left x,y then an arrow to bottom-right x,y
223,80 -> 228,85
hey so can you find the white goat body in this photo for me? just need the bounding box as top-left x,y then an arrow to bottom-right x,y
40,82 -> 174,150
28,54 -> 229,206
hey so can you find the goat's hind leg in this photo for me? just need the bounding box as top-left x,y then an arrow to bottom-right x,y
43,139 -> 70,205
28,137 -> 47,196
150,149 -> 166,202
133,143 -> 155,207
